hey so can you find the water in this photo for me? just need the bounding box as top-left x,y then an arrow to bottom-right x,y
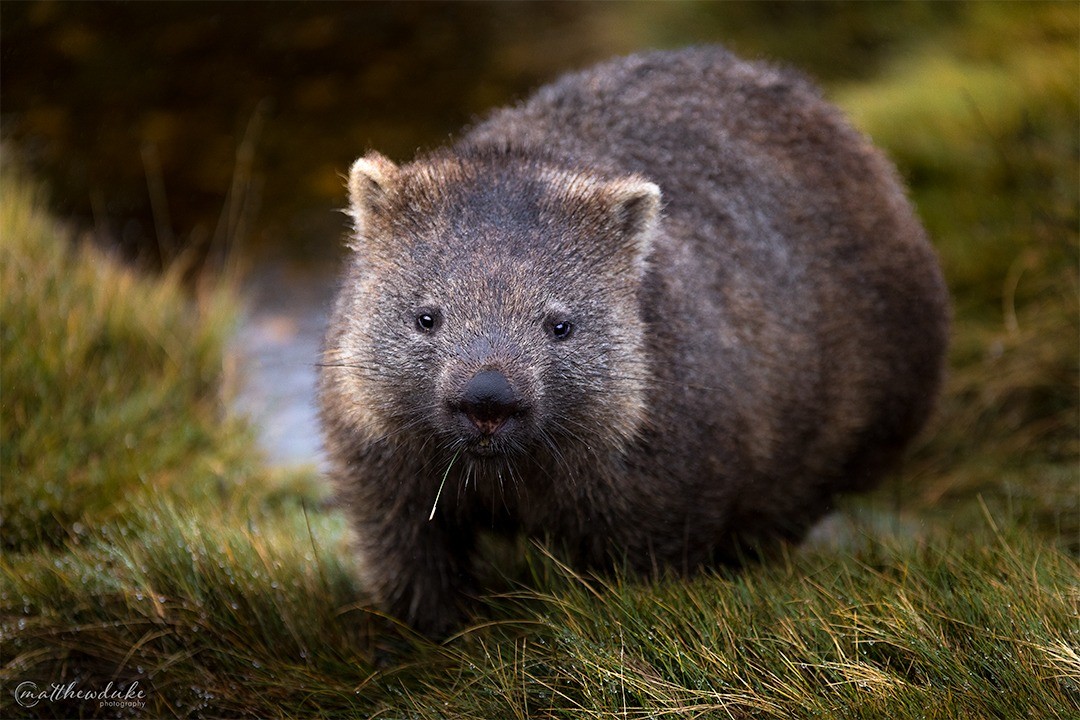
233,263 -> 336,468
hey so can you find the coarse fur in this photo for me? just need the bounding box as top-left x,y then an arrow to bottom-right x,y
318,46 -> 950,637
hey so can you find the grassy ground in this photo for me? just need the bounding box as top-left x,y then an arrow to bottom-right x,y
2,5 -> 1077,718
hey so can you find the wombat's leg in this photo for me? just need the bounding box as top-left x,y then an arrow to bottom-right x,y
356,515 -> 475,638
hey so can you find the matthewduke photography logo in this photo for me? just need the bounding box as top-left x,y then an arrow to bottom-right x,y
13,679 -> 147,712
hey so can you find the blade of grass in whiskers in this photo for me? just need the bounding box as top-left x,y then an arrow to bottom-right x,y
429,447 -> 462,521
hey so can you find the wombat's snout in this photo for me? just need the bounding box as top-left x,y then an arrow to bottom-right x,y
456,369 -> 522,436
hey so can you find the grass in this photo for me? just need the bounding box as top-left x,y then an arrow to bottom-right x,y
0,161 -> 253,552
2,4 -> 1078,718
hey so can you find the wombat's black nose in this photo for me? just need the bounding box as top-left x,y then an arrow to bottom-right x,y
459,370 -> 520,436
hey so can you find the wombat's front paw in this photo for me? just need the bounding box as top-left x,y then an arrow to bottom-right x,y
370,552 -> 477,640
392,585 -> 472,640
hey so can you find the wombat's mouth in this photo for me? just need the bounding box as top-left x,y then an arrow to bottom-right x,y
457,419 -> 528,458
465,437 -> 500,458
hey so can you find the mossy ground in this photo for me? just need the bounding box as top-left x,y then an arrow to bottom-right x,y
2,4 -> 1077,718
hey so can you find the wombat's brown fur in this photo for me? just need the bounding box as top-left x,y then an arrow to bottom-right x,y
318,47 -> 949,637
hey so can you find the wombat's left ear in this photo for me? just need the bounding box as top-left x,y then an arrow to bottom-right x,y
607,177 -> 661,276
346,152 -> 398,243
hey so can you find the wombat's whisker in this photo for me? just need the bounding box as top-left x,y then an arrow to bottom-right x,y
428,447 -> 462,521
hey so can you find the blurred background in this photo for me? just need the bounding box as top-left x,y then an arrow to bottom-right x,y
2,1 -> 1076,470
2,1 -> 978,268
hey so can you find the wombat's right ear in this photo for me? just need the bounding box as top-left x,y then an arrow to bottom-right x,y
606,177 -> 661,279
346,152 -> 398,242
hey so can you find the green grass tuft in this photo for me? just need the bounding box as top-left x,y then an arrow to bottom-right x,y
0,161 -> 263,552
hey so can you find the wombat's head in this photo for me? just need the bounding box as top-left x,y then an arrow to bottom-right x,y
324,147 -> 660,465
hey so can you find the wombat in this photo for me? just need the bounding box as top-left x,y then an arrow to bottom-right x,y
318,46 -> 949,637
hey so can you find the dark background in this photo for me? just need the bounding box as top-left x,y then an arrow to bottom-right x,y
1,1 -> 962,271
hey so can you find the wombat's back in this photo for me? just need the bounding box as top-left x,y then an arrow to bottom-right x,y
466,46 -> 950,523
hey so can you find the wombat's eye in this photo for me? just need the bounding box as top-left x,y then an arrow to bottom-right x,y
549,319 -> 574,340
414,309 -> 441,333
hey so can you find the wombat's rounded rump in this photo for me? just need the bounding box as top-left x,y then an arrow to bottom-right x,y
319,47 -> 949,636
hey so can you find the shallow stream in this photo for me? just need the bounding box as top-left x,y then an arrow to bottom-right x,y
232,263 -> 335,468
